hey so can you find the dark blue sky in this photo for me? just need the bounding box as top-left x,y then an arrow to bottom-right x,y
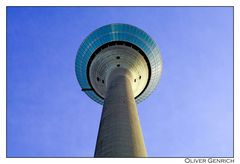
7,7 -> 233,157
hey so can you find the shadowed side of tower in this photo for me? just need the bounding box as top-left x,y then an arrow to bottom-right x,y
94,68 -> 147,157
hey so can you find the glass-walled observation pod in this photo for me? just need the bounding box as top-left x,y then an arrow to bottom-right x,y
75,23 -> 162,104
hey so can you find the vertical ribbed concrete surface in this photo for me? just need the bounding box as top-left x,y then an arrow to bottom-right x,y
94,69 -> 147,157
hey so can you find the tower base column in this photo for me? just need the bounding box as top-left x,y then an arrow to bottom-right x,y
94,68 -> 147,157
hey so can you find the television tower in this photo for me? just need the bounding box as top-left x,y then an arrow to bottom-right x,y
75,24 -> 162,157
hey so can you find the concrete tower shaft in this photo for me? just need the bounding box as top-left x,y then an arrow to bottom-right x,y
94,68 -> 147,157
75,24 -> 162,157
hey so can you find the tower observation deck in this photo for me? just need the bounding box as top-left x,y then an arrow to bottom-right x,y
75,24 -> 162,157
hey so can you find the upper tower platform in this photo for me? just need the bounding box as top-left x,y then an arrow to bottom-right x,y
75,23 -> 162,104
